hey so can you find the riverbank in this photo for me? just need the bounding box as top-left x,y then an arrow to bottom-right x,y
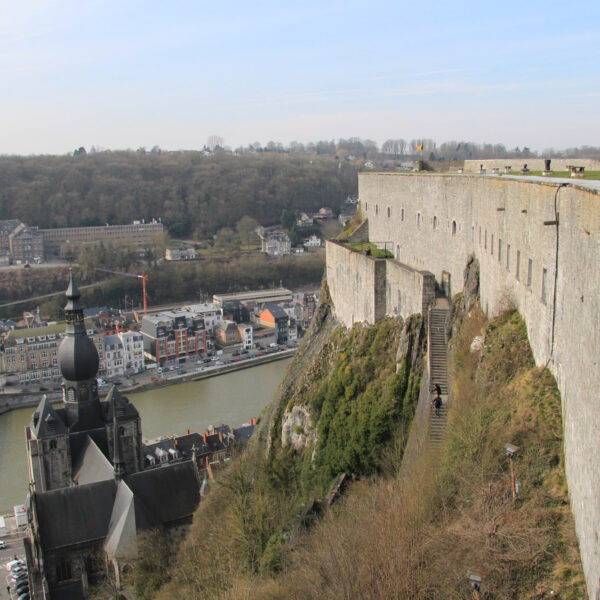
0,349 -> 296,414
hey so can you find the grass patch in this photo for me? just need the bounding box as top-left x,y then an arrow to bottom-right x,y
342,241 -> 393,258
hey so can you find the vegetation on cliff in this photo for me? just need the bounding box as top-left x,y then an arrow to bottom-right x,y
135,296 -> 584,599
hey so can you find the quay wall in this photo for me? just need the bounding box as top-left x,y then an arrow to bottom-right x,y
326,172 -> 599,598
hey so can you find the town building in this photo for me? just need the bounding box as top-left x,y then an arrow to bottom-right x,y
9,223 -> 45,264
181,303 -> 223,333
23,274 -> 255,598
261,232 -> 291,256
296,212 -> 314,227
213,288 -> 293,307
303,234 -> 322,247
103,335 -> 125,379
165,244 -> 195,261
117,331 -> 144,374
237,323 -> 253,350
40,220 -> 164,257
140,310 -> 207,364
312,207 -> 334,221
215,320 -> 240,346
0,219 -> 22,264
0,322 -> 105,384
257,304 -> 289,345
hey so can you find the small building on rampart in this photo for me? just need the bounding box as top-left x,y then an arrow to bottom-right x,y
326,172 -> 600,599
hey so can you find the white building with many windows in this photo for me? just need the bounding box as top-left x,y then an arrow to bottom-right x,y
118,331 -> 144,374
103,335 -> 125,379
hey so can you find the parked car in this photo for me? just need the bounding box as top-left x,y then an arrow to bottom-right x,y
0,540 -> 5,548
150,376 -> 159,382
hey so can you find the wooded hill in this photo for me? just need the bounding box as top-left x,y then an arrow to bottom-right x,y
0,151 -> 357,238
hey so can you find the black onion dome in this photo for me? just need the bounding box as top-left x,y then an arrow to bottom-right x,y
58,334 -> 99,381
58,271 -> 100,381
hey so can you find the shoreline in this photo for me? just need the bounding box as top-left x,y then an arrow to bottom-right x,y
0,349 -> 295,414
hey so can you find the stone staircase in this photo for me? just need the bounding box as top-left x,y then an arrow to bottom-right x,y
428,299 -> 450,447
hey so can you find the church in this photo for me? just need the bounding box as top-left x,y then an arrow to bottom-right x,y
23,273 -> 254,599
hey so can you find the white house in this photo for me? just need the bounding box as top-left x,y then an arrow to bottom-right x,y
103,335 -> 125,379
303,235 -> 322,248
183,303 -> 223,333
118,331 -> 145,374
237,323 -> 253,350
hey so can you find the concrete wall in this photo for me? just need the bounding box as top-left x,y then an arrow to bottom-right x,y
357,172 -> 600,599
464,158 -> 600,173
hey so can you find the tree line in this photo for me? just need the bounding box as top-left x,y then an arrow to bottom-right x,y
0,151 -> 357,238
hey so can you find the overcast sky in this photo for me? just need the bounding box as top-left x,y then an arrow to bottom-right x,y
1,0 -> 599,155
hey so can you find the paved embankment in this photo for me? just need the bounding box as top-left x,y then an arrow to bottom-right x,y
0,349 -> 296,412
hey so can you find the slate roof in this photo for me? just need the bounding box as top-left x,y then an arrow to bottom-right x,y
124,461 -> 200,526
72,436 -> 115,485
261,303 -> 288,320
34,480 -> 117,551
31,396 -> 68,438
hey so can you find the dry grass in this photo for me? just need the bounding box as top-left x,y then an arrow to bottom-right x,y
148,308 -> 585,600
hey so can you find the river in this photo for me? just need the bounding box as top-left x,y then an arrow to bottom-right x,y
0,358 -> 291,513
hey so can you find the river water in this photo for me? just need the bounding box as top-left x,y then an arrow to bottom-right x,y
0,359 -> 291,513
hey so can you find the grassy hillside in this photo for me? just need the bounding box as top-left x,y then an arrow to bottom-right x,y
134,299 -> 585,599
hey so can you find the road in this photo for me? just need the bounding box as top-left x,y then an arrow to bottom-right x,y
0,528 -> 28,600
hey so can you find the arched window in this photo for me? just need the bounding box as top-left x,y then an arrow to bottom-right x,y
452,221 -> 457,236
375,204 -> 379,215
387,206 -> 391,218
433,216 -> 438,229
401,208 -> 405,222
365,202 -> 368,212
417,212 -> 422,227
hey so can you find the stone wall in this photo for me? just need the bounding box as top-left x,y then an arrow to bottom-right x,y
356,172 -> 600,599
326,241 -> 436,326
464,158 -> 600,173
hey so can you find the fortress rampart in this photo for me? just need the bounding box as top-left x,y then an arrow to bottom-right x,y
464,158 -> 600,173
326,173 -> 600,598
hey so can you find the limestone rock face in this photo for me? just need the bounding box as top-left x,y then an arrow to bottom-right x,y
281,405 -> 314,451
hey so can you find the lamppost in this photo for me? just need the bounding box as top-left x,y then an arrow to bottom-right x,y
504,443 -> 519,501
467,569 -> 485,599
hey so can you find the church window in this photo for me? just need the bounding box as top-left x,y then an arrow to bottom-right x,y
387,206 -> 391,218
452,220 -> 457,236
401,208 -> 405,222
56,558 -> 72,581
417,212 -> 421,227
433,216 -> 438,229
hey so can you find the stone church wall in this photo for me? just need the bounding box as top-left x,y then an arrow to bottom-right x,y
326,172 -> 599,599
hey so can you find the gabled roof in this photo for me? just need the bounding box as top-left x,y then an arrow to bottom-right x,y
124,462 -> 200,526
34,480 -> 117,551
31,395 -> 67,438
72,436 -> 114,485
261,303 -> 288,320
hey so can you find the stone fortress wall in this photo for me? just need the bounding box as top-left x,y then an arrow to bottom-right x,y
326,173 -> 600,599
464,158 -> 600,173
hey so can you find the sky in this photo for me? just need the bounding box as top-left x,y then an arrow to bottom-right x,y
1,0 -> 599,155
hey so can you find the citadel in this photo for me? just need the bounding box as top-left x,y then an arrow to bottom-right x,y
327,170 -> 600,598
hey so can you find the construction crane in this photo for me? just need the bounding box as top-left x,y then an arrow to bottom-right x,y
95,268 -> 149,315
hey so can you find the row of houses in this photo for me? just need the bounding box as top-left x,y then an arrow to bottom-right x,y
0,290 -> 319,382
0,324 -> 144,384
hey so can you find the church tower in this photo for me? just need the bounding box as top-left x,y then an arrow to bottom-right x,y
58,272 -> 103,430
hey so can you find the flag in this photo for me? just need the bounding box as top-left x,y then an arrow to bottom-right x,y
415,144 -> 423,151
